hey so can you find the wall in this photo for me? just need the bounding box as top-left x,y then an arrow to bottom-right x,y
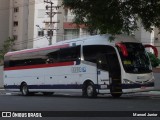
0,66 -> 3,88
27,0 -> 35,49
9,0 -> 29,50
0,0 -> 9,50
154,28 -> 160,57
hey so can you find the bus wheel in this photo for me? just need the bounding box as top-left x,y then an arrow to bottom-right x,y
21,83 -> 29,96
86,82 -> 97,98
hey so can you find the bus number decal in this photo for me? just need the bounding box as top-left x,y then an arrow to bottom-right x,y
71,67 -> 86,73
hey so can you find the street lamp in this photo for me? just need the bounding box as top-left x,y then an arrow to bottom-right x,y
36,25 -> 49,41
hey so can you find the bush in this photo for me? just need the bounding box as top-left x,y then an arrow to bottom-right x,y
148,52 -> 160,68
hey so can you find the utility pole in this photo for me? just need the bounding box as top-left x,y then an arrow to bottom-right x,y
44,0 -> 61,45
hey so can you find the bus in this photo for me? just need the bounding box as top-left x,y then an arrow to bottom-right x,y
3,34 -> 158,98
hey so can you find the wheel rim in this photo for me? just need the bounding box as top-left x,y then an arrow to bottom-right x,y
87,85 -> 93,97
22,85 -> 28,95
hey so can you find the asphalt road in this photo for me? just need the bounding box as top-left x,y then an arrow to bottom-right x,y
0,92 -> 160,120
0,93 -> 160,111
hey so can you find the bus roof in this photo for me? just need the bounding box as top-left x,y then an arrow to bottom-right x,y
5,34 -> 139,56
56,34 -> 139,45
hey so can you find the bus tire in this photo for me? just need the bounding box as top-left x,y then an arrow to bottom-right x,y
21,83 -> 29,96
86,82 -> 97,98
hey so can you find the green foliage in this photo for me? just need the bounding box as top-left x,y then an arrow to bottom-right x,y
0,37 -> 15,65
63,0 -> 160,35
108,36 -> 115,42
148,52 -> 160,68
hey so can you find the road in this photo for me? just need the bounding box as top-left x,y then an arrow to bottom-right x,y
0,91 -> 160,120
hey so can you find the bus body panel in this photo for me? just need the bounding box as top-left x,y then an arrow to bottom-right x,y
4,34 -> 155,97
4,61 -> 99,93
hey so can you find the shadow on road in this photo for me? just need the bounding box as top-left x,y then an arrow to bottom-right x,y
5,92 -> 160,100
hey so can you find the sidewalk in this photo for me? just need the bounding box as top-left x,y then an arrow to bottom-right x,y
153,68 -> 160,73
139,91 -> 160,96
0,88 -> 5,95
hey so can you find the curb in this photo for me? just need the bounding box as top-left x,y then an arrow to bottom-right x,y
149,91 -> 160,95
137,91 -> 160,96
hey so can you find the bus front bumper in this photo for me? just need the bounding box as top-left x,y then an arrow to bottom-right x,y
121,82 -> 154,93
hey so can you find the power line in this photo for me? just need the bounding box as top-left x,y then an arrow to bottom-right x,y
2,30 -> 160,47
43,0 -> 61,45
0,31 -> 91,48
2,34 -> 160,49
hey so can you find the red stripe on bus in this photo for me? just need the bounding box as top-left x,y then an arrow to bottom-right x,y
5,44 -> 69,56
4,61 -> 74,71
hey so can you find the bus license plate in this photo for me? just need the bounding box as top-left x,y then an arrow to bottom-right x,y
101,85 -> 108,89
141,86 -> 146,89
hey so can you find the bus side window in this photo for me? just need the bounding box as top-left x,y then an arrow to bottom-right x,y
46,50 -> 59,64
83,45 -> 97,63
97,54 -> 108,71
59,46 -> 81,62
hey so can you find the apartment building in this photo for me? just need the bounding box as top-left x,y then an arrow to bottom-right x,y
8,0 -> 90,49
9,0 -> 30,50
0,0 -> 10,50
63,8 -> 90,40
0,0 -> 10,88
9,0 -> 61,49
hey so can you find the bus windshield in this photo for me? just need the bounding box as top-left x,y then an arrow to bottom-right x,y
117,43 -> 152,73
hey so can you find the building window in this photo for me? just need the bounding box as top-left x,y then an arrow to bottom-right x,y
38,31 -> 44,36
13,21 -> 18,27
13,35 -> 18,40
64,29 -> 79,40
47,31 -> 53,36
14,7 -> 19,12
64,9 -> 74,22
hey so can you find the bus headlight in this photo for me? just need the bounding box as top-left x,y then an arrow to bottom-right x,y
149,78 -> 154,82
123,79 -> 135,84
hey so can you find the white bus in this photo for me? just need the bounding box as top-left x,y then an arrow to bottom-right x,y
4,34 -> 158,98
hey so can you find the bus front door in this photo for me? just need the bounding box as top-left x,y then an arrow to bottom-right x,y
106,52 -> 122,98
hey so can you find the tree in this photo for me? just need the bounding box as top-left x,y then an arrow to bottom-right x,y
63,0 -> 160,35
148,52 -> 160,68
0,37 -> 15,65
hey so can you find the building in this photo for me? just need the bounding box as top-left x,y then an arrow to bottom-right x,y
135,21 -> 160,57
63,8 -> 90,40
9,0 -> 31,50
154,28 -> 160,57
9,0 -> 60,49
8,0 -> 90,50
134,21 -> 155,53
0,0 -> 10,50
0,0 -> 10,88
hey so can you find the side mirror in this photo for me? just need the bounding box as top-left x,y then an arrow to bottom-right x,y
144,44 -> 158,57
116,43 -> 128,57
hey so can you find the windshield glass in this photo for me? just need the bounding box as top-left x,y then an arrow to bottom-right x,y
117,43 -> 152,73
